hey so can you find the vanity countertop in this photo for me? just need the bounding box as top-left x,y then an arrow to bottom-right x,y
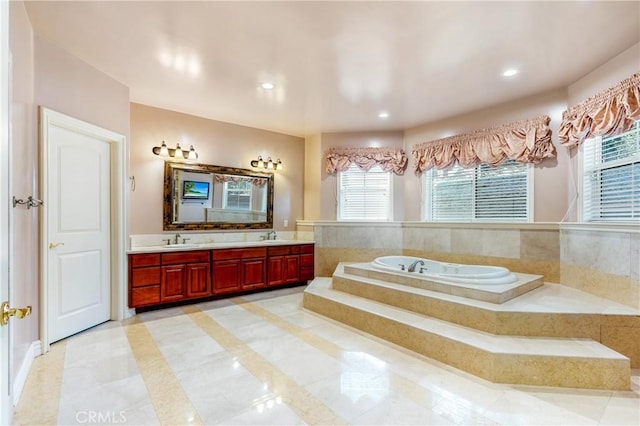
127,239 -> 314,254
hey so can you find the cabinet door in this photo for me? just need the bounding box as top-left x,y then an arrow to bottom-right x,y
187,262 -> 211,298
283,255 -> 300,283
267,256 -> 284,286
242,258 -> 266,290
161,264 -> 187,302
213,259 -> 242,294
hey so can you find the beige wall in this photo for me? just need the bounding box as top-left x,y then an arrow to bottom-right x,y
9,0 -> 37,382
9,0 -> 130,392
567,43 -> 639,106
129,103 -> 305,234
34,36 -> 130,137
317,131 -> 405,220
303,134 -> 322,220
404,88 -> 569,222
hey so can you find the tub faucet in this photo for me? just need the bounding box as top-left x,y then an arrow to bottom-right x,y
408,259 -> 425,272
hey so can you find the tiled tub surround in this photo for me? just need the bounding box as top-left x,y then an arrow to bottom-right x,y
300,221 -> 640,310
331,264 -> 640,367
303,221 -> 560,282
344,262 -> 543,304
560,224 -> 640,310
304,263 -> 640,389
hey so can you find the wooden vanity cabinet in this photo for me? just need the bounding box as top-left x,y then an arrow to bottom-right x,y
299,244 -> 315,281
267,245 -> 300,286
161,251 -> 211,302
129,254 -> 161,307
129,243 -> 314,309
128,250 -> 211,308
212,247 -> 267,294
267,244 -> 315,286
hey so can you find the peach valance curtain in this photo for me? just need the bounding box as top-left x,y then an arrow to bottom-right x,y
559,72 -> 640,148
325,147 -> 408,175
412,115 -> 555,174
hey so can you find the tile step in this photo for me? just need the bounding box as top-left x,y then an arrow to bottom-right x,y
303,278 -> 630,390
332,264 -> 640,367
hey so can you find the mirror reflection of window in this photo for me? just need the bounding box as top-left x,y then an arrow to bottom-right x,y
223,180 -> 252,210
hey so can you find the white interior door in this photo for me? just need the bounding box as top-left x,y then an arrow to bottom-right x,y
46,115 -> 111,343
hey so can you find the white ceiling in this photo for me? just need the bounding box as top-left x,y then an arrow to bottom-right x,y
24,1 -> 640,137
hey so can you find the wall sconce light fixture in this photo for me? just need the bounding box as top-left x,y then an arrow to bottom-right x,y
250,155 -> 283,171
152,141 -> 198,160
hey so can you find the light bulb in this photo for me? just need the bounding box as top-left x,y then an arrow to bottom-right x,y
266,157 -> 274,169
159,141 -> 169,156
257,155 -> 264,168
276,159 -> 283,170
188,145 -> 197,160
174,143 -> 184,159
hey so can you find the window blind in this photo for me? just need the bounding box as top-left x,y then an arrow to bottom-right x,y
582,122 -> 640,221
338,164 -> 392,221
224,181 -> 252,210
424,160 -> 529,222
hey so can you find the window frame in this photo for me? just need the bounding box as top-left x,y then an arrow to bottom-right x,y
336,163 -> 394,222
222,180 -> 253,211
422,160 -> 534,223
577,121 -> 640,223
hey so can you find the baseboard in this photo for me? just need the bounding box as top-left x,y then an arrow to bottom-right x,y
12,340 -> 42,406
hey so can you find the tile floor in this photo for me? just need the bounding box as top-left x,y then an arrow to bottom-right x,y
13,286 -> 640,425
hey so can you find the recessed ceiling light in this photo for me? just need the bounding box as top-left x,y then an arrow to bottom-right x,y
502,68 -> 519,77
378,112 -> 389,119
261,82 -> 275,90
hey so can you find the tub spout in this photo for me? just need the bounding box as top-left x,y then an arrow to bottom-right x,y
408,259 -> 425,272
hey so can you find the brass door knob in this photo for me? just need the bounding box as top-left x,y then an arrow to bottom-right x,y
1,301 -> 32,326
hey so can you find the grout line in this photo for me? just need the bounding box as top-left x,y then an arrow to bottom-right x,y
12,341 -> 67,426
123,321 -> 203,426
181,304 -> 348,425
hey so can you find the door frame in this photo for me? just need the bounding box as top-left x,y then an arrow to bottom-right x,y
39,107 -> 127,353
1,0 -> 12,422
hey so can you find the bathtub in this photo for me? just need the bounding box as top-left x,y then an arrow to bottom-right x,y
372,256 -> 518,285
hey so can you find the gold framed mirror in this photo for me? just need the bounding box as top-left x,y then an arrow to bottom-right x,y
163,161 -> 274,230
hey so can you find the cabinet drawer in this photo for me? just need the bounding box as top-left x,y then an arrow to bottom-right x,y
131,285 -> 160,307
300,253 -> 314,267
130,253 -> 161,267
162,250 -> 210,265
131,267 -> 160,287
267,245 -> 299,256
213,247 -> 266,260
299,244 -> 314,254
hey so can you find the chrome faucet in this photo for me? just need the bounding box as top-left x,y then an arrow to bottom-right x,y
267,231 -> 277,240
408,259 -> 425,272
174,233 -> 181,244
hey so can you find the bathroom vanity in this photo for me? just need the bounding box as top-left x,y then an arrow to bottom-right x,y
128,242 -> 314,309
